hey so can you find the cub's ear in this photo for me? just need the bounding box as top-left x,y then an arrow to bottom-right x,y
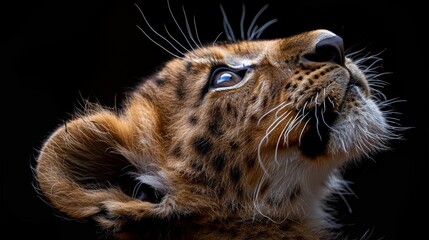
35,103 -> 171,231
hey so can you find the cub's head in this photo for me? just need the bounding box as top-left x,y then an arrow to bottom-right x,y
35,8 -> 397,239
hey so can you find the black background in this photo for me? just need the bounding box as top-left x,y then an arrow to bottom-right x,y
2,0 -> 428,239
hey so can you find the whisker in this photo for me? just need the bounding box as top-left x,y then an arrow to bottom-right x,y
212,32 -> 224,46
314,103 -> 323,141
181,5 -> 200,49
370,88 -> 387,101
266,111 -> 292,135
257,110 -> 292,174
253,174 -> 277,223
167,0 -> 196,50
274,124 -> 285,166
320,107 -> 338,133
299,118 -> 312,146
274,102 -> 293,118
367,72 -> 393,81
345,46 -> 368,58
283,109 -> 308,145
132,181 -> 143,199
220,4 -> 236,42
251,19 -> 278,40
240,4 -> 246,40
258,102 -> 292,125
247,4 -> 269,40
163,25 -> 192,54
135,4 -> 190,61
136,25 -> 189,61
193,16 -> 204,47
273,113 -> 296,166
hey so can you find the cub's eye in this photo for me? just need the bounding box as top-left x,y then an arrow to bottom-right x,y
210,66 -> 248,89
213,71 -> 241,88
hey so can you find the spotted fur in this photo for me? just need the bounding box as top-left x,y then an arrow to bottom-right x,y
34,4 -> 399,240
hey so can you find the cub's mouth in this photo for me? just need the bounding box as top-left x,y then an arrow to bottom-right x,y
298,67 -> 370,158
298,95 -> 338,158
299,69 -> 369,158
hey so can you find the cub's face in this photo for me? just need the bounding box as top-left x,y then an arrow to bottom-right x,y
35,29 -> 393,238
157,29 -> 385,163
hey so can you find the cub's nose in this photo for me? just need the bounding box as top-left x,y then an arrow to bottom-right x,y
303,35 -> 345,66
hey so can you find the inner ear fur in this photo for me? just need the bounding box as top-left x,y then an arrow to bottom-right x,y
35,100 -> 170,222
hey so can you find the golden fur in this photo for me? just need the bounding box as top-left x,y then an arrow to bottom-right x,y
35,28 -> 394,239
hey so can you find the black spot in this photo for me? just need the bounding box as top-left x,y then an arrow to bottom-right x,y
230,166 -> 241,184
297,76 -> 303,81
262,96 -> 269,108
139,91 -> 154,100
285,82 -> 291,90
211,106 -> 223,119
314,74 -> 319,79
250,114 -> 258,122
245,156 -> 256,169
289,186 -> 301,201
217,186 -> 225,198
291,83 -> 297,89
250,96 -> 258,103
353,101 -> 360,107
171,143 -> 182,157
189,173 -> 208,186
212,154 -> 225,172
96,207 -> 116,221
188,115 -> 198,125
200,75 -> 211,100
185,62 -> 192,72
294,55 -> 299,63
226,102 -> 233,113
191,161 -> 204,172
193,137 -> 212,155
208,120 -> 222,135
154,77 -> 166,86
226,201 -> 236,211
260,181 -> 270,195
236,187 -> 244,199
229,141 -> 239,150
176,85 -> 186,100
279,223 -> 291,232
208,106 -> 224,135
207,176 -> 217,189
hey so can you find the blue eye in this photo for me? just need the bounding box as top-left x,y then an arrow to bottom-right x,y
214,71 -> 241,88
210,66 -> 248,89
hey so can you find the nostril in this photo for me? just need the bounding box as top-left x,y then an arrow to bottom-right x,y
303,35 -> 345,66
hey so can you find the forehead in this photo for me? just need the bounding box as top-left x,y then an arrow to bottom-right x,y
184,39 -> 276,67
